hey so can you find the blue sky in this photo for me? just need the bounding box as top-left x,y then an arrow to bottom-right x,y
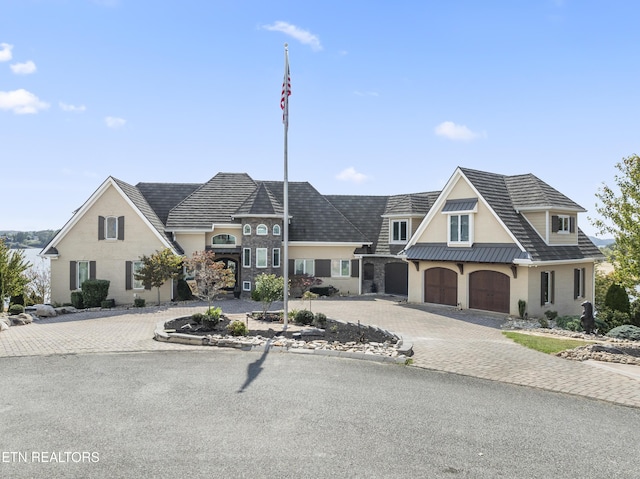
2,0 -> 639,237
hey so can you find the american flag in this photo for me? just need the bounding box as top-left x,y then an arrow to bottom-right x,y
281,62 -> 290,125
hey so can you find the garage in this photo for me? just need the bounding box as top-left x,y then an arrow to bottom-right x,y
469,270 -> 510,313
424,267 -> 458,306
384,262 -> 408,295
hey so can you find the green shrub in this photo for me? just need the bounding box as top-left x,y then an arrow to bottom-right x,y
134,298 -> 146,308
596,307 -> 630,334
605,283 -> 630,313
70,291 -> 84,309
227,320 -> 248,336
250,288 -> 261,302
191,313 -> 204,324
607,324 -> 640,341
8,304 -> 25,315
543,310 -> 558,321
313,312 -> 327,327
630,299 -> 640,327
538,317 -> 549,328
81,279 -> 110,308
206,307 -> 222,320
176,279 -> 193,301
10,294 -> 25,306
518,300 -> 526,319
100,299 -> 115,309
294,309 -> 315,325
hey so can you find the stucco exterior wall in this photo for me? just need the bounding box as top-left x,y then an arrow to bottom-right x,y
175,233 -> 206,258
50,185 -> 171,306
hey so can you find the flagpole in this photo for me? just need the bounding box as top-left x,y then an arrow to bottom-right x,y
282,43 -> 290,330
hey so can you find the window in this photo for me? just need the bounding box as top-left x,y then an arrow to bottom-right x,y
105,217 -> 118,239
212,234 -> 236,246
132,261 -> 144,289
574,268 -> 586,299
256,248 -> 268,268
243,224 -> 251,235
77,261 -> 90,289
449,214 -> 470,243
273,224 -> 281,236
243,248 -> 251,267
273,248 -> 281,268
541,271 -> 555,305
256,224 -> 268,235
552,215 -> 575,234
294,259 -> 314,276
331,259 -> 351,277
243,281 -> 251,291
391,220 -> 408,243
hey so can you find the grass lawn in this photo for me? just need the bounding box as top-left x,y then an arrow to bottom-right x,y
502,331 -> 594,354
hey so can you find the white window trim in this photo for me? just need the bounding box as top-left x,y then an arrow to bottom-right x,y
447,213 -> 474,246
273,248 -> 281,268
243,281 -> 251,291
105,216 -> 118,240
389,219 -> 409,244
77,260 -> 90,289
256,224 -> 268,236
132,260 -> 144,289
558,215 -> 571,235
331,259 -> 351,277
273,224 -> 281,236
242,248 -> 251,268
256,248 -> 268,268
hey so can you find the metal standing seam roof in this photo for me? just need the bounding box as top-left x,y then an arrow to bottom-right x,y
442,198 -> 478,212
404,243 -> 530,263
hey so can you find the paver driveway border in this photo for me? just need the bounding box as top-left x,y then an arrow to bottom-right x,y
1,295 -> 640,408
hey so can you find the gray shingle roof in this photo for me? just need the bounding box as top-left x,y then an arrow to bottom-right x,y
235,183 -> 284,216
384,192 -> 439,216
166,173 -> 257,229
325,195 -> 388,253
136,182 -> 200,224
505,173 -> 585,211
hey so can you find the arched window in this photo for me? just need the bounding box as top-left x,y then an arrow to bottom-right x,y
243,224 -> 251,235
273,224 -> 281,236
256,224 -> 268,235
212,234 -> 236,246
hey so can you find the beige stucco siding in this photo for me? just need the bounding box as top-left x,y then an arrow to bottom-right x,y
175,233 -> 207,258
288,244 -> 360,293
50,185 -> 171,305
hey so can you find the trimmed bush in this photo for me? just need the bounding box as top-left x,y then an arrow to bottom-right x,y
595,307 -> 630,334
81,279 -> 110,308
70,291 -> 84,309
227,320 -> 248,336
191,313 -> 204,324
294,309 -> 314,325
101,299 -> 115,309
313,312 -> 327,328
134,298 -> 146,308
8,304 -> 25,315
543,310 -> 558,321
518,300 -> 526,319
10,294 -> 25,306
607,324 -> 640,341
250,289 -> 261,302
176,279 -> 193,301
605,283 -> 630,313
205,306 -> 222,320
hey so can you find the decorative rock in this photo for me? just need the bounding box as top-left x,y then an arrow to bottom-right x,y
33,304 -> 57,317
54,306 -> 78,314
0,318 -> 9,331
12,313 -> 33,325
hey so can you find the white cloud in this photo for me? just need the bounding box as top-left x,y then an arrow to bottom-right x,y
354,90 -> 379,97
105,116 -> 126,129
336,167 -> 369,184
0,43 -> 13,62
10,60 -> 36,75
59,102 -> 86,112
0,89 -> 49,114
262,21 -> 322,51
434,121 -> 485,141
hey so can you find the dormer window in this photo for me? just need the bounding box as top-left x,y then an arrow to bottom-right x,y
552,215 -> 574,235
442,198 -> 477,246
391,220 -> 408,243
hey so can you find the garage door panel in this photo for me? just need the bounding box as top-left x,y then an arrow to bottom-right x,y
424,268 -> 457,306
469,270 -> 509,313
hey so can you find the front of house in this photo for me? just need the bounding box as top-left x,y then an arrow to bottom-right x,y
42,166 -> 603,318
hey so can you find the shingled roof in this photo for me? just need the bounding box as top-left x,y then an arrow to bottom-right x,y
234,182 -> 284,217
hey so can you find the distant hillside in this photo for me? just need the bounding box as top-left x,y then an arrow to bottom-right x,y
589,236 -> 615,247
0,230 -> 57,249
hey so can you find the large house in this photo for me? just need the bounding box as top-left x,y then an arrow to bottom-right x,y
41,166 -> 603,317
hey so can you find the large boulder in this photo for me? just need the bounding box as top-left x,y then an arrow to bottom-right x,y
55,306 -> 78,315
11,313 -> 33,326
0,317 -> 10,331
33,304 -> 57,318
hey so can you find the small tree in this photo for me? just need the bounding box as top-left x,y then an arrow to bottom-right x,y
135,248 -> 183,305
0,239 -> 30,312
25,262 -> 51,305
254,273 -> 284,318
184,250 -> 235,310
604,283 -> 630,314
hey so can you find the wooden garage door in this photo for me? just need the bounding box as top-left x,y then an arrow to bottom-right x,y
385,262 -> 408,295
424,268 -> 458,306
469,270 -> 510,313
